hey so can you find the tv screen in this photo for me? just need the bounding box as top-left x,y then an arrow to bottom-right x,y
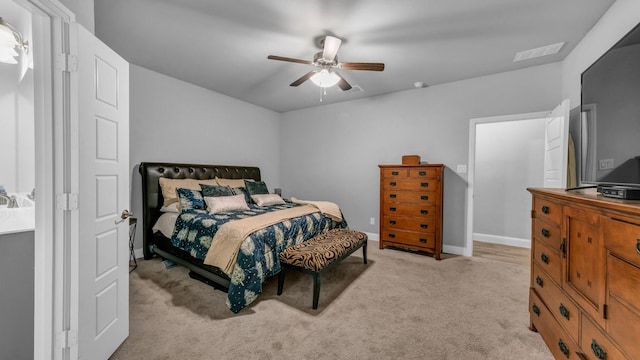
580,23 -> 640,189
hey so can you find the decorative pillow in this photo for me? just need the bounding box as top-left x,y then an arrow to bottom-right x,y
158,178 -> 218,207
251,194 -> 286,206
215,177 -> 254,188
200,184 -> 234,197
245,180 -> 269,196
204,194 -> 250,214
160,202 -> 180,213
231,187 -> 252,204
177,188 -> 206,210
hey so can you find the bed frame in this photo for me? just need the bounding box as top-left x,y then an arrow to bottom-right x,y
138,162 -> 261,291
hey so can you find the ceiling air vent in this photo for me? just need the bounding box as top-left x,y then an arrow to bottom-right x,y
513,42 -> 565,62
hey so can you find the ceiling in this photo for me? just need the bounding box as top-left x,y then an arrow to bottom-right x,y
94,0 -> 615,113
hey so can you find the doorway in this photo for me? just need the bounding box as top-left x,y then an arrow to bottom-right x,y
465,111 -> 549,257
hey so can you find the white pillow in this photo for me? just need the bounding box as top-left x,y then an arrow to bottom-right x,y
160,202 -> 180,213
251,194 -> 286,206
204,194 -> 249,214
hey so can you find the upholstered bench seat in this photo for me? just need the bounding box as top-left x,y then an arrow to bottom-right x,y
278,229 -> 367,309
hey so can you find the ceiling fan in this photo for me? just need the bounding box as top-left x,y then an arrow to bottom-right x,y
267,35 -> 384,91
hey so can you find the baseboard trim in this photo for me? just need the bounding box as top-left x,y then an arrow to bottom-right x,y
474,233 -> 530,249
443,245 -> 467,256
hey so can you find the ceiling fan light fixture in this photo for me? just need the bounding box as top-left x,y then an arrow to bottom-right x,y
310,69 -> 341,88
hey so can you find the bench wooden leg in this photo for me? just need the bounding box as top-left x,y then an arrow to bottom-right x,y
312,273 -> 321,310
363,241 -> 368,264
277,268 -> 286,296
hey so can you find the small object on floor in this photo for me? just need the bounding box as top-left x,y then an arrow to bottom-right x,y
162,259 -> 177,269
278,229 -> 368,309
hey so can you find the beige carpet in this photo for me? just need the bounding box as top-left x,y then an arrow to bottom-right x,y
110,245 -> 552,360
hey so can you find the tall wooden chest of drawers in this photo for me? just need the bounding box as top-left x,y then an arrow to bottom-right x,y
528,188 -> 640,359
379,164 -> 444,260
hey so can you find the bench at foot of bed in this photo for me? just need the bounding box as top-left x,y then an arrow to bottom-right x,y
277,229 -> 368,309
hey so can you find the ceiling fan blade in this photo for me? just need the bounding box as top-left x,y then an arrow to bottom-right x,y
339,62 -> 385,71
290,71 -> 316,87
335,72 -> 352,91
322,36 -> 342,62
267,55 -> 312,65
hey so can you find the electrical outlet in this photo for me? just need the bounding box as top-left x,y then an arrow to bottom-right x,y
456,165 -> 467,174
598,158 -> 614,170
370,217 -> 375,225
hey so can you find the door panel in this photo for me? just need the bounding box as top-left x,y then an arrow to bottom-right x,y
77,25 -> 129,360
543,99 -> 570,188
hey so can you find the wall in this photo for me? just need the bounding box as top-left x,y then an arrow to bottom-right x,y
562,0 -> 640,105
129,65 -> 281,250
474,118 -> 546,246
58,0 -> 93,33
0,231 -> 34,360
280,62 -> 561,252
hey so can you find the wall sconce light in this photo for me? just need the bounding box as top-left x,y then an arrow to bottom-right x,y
0,17 -> 29,65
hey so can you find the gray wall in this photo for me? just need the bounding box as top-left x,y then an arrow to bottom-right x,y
0,231 -> 34,360
58,0 -> 94,33
474,119 -> 546,244
280,63 -> 561,250
129,65 -> 282,250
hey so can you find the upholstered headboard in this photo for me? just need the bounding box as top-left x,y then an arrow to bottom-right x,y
138,162 -> 261,259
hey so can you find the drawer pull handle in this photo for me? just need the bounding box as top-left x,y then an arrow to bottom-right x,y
540,253 -> 549,264
420,224 -> 428,229
389,207 -> 396,212
636,238 -> 640,254
419,238 -> 427,243
559,303 -> 570,320
591,339 -> 607,360
541,205 -> 550,214
389,220 -> 396,225
531,304 -> 540,316
541,228 -> 550,237
419,171 -> 426,176
390,182 -> 397,186
535,276 -> 543,287
390,194 -> 397,198
389,233 -> 396,239
420,210 -> 429,215
558,339 -> 570,358
391,171 -> 399,176
421,195 -> 429,200
421,182 -> 429,187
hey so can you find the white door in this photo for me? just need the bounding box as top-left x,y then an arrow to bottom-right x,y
76,25 -> 130,359
543,99 -> 570,188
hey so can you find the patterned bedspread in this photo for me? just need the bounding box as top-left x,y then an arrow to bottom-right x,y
171,202 -> 347,312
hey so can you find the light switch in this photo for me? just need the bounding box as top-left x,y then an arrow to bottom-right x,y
457,165 -> 467,174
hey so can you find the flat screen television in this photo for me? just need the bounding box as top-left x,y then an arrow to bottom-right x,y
578,22 -> 640,198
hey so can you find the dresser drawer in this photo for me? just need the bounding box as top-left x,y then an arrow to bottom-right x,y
603,217 -> 640,267
580,313 -> 628,360
533,197 -> 562,227
606,253 -> 640,358
408,168 -> 439,178
381,178 -> 439,191
530,290 -> 582,360
383,216 -> 435,233
382,168 -> 409,178
531,262 -> 579,343
533,240 -> 562,285
382,190 -> 435,204
382,203 -> 435,217
533,218 -> 562,250
381,229 -> 435,249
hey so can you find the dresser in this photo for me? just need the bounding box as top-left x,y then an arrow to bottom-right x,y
528,188 -> 640,359
378,164 -> 444,260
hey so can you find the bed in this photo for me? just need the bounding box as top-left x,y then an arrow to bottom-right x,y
139,162 -> 347,312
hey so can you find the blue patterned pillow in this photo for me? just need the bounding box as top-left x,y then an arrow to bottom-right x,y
177,187 -> 205,210
245,180 -> 269,196
200,184 -> 233,197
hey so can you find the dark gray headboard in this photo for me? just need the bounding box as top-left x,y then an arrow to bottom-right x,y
138,162 -> 261,259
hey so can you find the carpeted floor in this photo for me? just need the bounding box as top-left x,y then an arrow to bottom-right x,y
110,244 -> 552,360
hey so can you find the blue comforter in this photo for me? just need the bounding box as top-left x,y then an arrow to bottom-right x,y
171,202 -> 347,312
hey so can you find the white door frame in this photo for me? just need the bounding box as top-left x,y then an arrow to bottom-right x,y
465,111 -> 549,257
16,0 -> 74,359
